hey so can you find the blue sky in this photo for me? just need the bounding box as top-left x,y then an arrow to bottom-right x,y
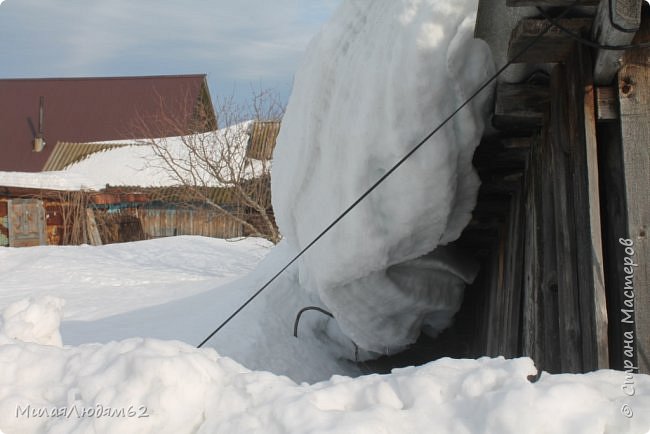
0,0 -> 341,104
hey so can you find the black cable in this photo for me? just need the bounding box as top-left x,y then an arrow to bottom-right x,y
537,6 -> 650,50
293,306 -> 333,337
195,6 -> 571,350
293,306 -> 362,362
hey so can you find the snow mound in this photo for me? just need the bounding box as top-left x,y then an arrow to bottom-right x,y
0,296 -> 64,347
272,0 -> 494,353
1,299 -> 649,434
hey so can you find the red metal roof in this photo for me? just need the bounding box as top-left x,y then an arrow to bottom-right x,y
0,75 -> 215,172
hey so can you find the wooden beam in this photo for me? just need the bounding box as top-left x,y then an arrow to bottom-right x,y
592,0 -> 643,85
493,83 -> 550,130
508,18 -> 593,63
618,15 -> 650,373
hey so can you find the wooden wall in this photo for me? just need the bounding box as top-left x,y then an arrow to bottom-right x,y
466,0 -> 649,375
138,207 -> 243,240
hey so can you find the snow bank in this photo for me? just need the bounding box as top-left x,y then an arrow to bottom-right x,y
0,236 -> 272,321
0,296 -> 64,347
1,298 -> 649,434
272,0 -> 494,352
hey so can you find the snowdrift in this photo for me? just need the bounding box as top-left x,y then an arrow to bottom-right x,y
1,298 -> 649,434
272,0 -> 494,353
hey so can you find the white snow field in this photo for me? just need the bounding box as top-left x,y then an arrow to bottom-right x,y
0,242 -> 649,433
1,0 -> 650,433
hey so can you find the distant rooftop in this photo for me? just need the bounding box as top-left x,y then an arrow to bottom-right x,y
0,74 -> 216,172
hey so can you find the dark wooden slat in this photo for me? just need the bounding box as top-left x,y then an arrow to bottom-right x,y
547,43 -> 609,372
521,136 -> 555,370
544,66 -> 584,373
508,18 -> 593,64
598,122 -> 634,371
493,83 -> 550,130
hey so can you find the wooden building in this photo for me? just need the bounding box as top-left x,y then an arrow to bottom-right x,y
419,0 -> 649,375
0,185 -> 245,247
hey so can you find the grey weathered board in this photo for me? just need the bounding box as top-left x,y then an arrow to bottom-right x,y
7,199 -> 47,247
493,82 -> 550,130
508,18 -> 593,64
617,17 -> 650,373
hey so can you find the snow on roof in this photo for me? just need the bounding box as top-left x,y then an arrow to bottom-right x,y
62,122 -> 261,189
0,170 -> 102,191
62,142 -> 179,188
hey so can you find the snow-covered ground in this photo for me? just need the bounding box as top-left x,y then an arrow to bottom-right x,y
1,0 -> 649,432
0,239 -> 649,434
0,236 -> 272,321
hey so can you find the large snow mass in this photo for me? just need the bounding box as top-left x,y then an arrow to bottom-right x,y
272,0 -> 493,353
1,297 -> 649,434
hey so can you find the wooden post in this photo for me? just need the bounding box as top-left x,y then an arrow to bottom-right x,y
617,11 -> 650,373
85,208 -> 102,246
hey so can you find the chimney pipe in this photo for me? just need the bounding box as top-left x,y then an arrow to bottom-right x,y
33,96 -> 45,152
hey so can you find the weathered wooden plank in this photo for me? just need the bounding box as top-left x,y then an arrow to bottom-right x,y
618,18 -> 650,373
508,18 -> 593,64
547,62 -> 585,373
548,43 -> 611,371
521,137 -> 548,370
583,61 -> 610,369
596,86 -> 619,120
85,209 -> 102,246
493,83 -> 550,130
485,233 -> 505,357
503,185 -> 526,358
592,0 -> 643,85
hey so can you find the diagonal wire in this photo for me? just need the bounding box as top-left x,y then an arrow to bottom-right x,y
196,6 -> 572,349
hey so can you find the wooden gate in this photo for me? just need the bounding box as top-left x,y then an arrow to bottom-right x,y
7,199 -> 47,247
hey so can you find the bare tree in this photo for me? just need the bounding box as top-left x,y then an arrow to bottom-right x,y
137,88 -> 283,243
